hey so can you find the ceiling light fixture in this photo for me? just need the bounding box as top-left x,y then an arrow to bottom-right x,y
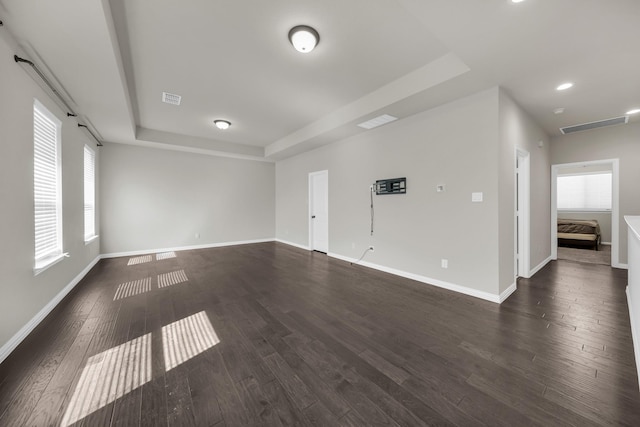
511,0 -> 526,3
214,120 -> 231,130
288,25 -> 319,53
556,82 -> 574,91
626,108 -> 640,115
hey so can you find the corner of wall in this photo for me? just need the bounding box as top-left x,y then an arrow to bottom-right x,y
497,88 -> 552,291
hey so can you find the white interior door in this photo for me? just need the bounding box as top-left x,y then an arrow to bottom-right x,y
309,171 -> 328,253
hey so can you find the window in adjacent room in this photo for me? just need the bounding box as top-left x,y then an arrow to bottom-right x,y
84,145 -> 96,242
557,172 -> 612,211
34,100 -> 63,273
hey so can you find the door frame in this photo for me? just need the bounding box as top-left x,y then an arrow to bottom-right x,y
551,158 -> 620,267
308,170 -> 329,252
515,148 -> 531,278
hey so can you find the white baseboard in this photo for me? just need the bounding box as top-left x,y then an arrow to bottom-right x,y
327,252 -> 502,304
0,256 -> 101,364
499,282 -> 518,303
101,238 -> 276,259
275,238 -> 310,251
614,263 -> 629,270
626,286 -> 640,391
528,255 -> 553,277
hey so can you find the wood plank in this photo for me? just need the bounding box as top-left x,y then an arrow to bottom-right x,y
110,294 -> 148,427
236,376 -> 282,426
262,378 -> 311,427
158,294 -> 196,427
140,294 -> 168,427
263,352 -> 317,411
203,349 -> 250,426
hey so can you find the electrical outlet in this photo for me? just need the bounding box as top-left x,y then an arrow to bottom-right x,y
369,246 -> 375,252
441,259 -> 448,268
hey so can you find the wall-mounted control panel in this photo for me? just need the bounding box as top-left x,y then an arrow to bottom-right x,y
375,177 -> 406,195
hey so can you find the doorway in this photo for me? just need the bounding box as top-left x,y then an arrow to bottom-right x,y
309,170 -> 328,253
551,159 -> 619,267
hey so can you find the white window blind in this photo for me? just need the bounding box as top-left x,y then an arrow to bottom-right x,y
34,100 -> 63,269
557,172 -> 612,211
84,145 -> 96,241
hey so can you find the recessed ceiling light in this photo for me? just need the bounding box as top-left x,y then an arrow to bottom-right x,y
626,108 -> 640,115
554,108 -> 565,115
511,0 -> 525,3
214,120 -> 231,130
288,25 -> 319,53
556,82 -> 574,91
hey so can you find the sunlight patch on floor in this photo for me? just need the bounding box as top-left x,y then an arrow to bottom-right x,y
162,311 -> 219,371
127,255 -> 152,266
60,333 -> 152,426
156,251 -> 176,261
158,269 -> 188,288
113,277 -> 152,300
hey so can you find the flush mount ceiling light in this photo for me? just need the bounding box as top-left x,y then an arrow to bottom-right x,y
511,0 -> 526,3
214,120 -> 231,130
556,82 -> 574,91
288,25 -> 319,53
626,108 -> 640,115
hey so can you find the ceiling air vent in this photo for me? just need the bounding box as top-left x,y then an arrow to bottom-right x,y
560,116 -> 628,135
162,92 -> 182,106
358,114 -> 397,130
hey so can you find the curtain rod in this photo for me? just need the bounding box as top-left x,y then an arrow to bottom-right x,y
14,55 -> 103,147
78,124 -> 103,146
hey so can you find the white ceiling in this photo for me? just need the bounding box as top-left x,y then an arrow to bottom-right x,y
1,0 -> 639,161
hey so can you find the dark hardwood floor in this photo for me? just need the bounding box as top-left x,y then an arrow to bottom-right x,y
0,242 -> 638,426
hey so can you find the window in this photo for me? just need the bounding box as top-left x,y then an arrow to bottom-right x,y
557,172 -> 612,211
34,100 -> 63,271
84,145 -> 96,241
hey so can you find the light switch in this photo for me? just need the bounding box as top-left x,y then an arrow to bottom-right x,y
436,184 -> 445,193
472,192 -> 483,202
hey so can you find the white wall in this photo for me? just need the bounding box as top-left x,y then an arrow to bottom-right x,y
100,143 -> 275,255
551,121 -> 640,264
498,90 -> 551,290
277,88 -> 503,298
0,31 -> 101,358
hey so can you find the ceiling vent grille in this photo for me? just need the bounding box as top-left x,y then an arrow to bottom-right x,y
357,114 -> 398,130
560,116 -> 628,135
162,92 -> 182,106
